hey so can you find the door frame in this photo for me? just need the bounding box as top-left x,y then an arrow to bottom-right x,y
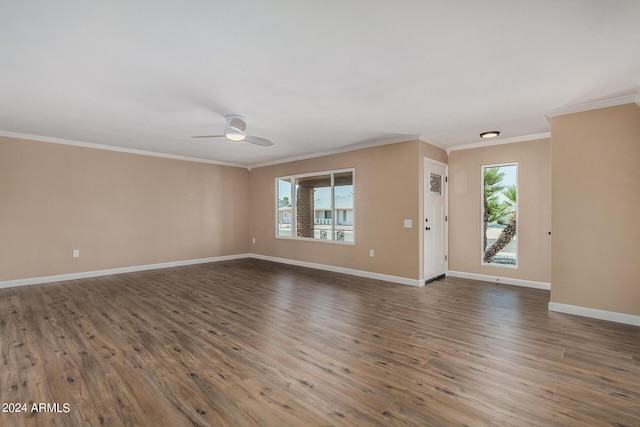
423,158 -> 448,282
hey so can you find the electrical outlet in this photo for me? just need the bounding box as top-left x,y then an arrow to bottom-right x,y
369,249 -> 374,257
72,249 -> 80,258
252,238 -> 256,244
404,219 -> 412,228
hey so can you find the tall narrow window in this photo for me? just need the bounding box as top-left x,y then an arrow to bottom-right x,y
277,178 -> 292,237
276,169 -> 355,243
481,163 -> 517,267
333,171 -> 353,242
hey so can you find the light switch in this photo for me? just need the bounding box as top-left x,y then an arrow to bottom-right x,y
404,219 -> 412,228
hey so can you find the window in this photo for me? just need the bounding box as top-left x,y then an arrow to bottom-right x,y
276,169 -> 354,243
430,173 -> 442,195
481,163 -> 517,267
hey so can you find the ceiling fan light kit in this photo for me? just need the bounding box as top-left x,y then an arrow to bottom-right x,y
224,128 -> 246,142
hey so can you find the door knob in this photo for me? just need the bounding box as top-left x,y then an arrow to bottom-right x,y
425,227 -> 431,231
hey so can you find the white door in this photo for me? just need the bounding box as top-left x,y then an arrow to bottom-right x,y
424,160 -> 447,282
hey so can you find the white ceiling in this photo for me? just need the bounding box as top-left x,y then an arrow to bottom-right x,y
1,0 -> 639,167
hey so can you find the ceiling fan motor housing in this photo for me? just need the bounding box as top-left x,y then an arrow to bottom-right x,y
226,115 -> 246,130
224,115 -> 247,141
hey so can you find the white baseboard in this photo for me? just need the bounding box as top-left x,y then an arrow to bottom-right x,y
446,270 -> 551,290
0,254 -> 251,289
0,253 -> 422,289
250,254 -> 424,287
548,302 -> 640,327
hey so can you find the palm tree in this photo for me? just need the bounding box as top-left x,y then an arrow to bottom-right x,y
484,184 -> 516,263
280,196 -> 290,206
483,168 -> 506,251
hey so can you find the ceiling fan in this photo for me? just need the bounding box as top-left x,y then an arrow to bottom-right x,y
192,115 -> 274,146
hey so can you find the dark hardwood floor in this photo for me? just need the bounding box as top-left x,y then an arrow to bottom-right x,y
1,259 -> 638,426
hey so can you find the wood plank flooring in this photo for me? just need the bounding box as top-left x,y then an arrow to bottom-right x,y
1,259 -> 639,426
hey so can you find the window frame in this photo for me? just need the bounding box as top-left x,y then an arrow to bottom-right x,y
275,168 -> 355,245
480,162 -> 519,268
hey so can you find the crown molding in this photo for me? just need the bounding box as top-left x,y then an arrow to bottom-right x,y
448,132 -> 551,153
0,130 -> 246,169
544,94 -> 639,118
417,134 -> 448,151
249,134 -> 450,170
247,134 -> 425,169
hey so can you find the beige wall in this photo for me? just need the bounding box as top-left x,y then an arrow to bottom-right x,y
448,139 -> 551,283
249,140 -> 447,281
551,104 -> 640,315
0,137 -> 250,281
419,139 -> 448,165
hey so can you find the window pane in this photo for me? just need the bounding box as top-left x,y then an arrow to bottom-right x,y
334,171 -> 354,242
277,178 -> 292,237
482,164 -> 517,266
430,173 -> 442,195
295,174 -> 332,240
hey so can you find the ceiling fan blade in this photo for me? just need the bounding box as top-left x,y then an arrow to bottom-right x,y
191,135 -> 225,138
245,135 -> 274,146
